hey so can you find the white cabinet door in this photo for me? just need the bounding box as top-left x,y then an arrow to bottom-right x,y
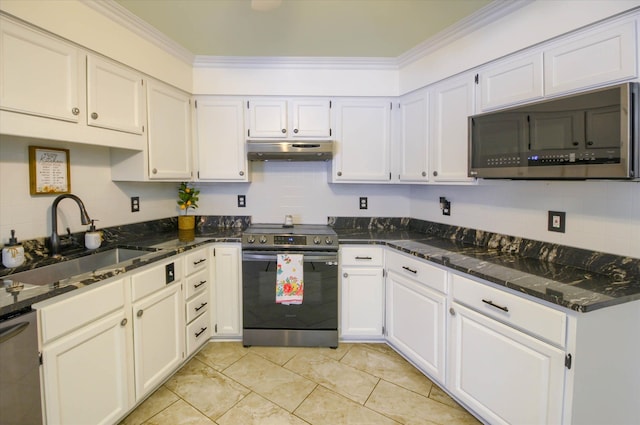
291,99 -> 332,138
41,309 -> 133,425
0,17 -> 80,122
448,302 -> 565,425
332,99 -> 392,182
386,270 -> 446,383
86,55 -> 144,135
544,19 -> 637,96
132,282 -> 184,400
476,52 -> 544,112
212,245 -> 242,337
430,74 -> 475,183
195,98 -> 248,181
397,89 -> 429,183
340,266 -> 384,339
247,99 -> 288,138
146,79 -> 192,180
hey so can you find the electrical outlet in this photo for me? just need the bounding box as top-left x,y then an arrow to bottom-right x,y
237,195 -> 246,208
359,197 -> 368,209
548,211 -> 566,233
131,196 -> 140,212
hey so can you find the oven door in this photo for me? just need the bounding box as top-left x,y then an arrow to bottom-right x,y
242,250 -> 338,331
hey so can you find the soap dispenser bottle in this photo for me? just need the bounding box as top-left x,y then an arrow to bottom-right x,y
2,230 -> 25,268
84,220 -> 102,250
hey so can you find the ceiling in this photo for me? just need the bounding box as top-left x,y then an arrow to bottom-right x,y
113,0 -> 493,58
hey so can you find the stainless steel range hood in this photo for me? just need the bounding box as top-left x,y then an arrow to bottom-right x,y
247,140 -> 333,161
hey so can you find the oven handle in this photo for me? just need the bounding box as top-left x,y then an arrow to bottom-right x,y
243,252 -> 338,262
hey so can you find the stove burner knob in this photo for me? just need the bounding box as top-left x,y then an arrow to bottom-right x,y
313,236 -> 321,245
259,236 -> 268,244
325,237 -> 334,245
246,236 -> 256,244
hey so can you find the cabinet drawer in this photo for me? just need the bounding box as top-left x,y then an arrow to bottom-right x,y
186,291 -> 209,323
452,274 -> 566,347
185,268 -> 209,299
131,258 -> 183,302
386,250 -> 447,294
186,311 -> 210,356
39,278 -> 125,343
185,248 -> 209,276
340,246 -> 384,266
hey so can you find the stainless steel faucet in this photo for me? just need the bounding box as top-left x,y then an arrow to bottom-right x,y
49,194 -> 91,256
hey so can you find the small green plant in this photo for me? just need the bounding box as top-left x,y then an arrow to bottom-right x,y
177,182 -> 199,214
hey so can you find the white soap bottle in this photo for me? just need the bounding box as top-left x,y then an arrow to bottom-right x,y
85,220 -> 102,250
2,230 -> 25,268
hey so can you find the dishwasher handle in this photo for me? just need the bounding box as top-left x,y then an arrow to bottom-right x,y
0,320 -> 29,344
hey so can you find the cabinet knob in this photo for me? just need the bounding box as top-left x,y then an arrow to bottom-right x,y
449,307 -> 456,316
137,310 -> 144,317
152,168 -> 158,174
239,170 -> 245,176
281,128 -> 286,133
422,171 -> 427,177
433,171 -> 438,177
120,318 -> 128,326
343,272 -> 348,278
293,129 -> 299,134
91,112 -> 98,120
72,107 -> 80,115
337,171 -> 342,177
573,141 -> 579,146
587,141 -> 594,146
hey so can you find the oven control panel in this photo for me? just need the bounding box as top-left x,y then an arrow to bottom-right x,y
274,235 -> 306,245
242,233 -> 336,248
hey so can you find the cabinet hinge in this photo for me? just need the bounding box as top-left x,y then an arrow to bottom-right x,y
565,353 -> 572,369
389,172 -> 391,180
247,100 -> 250,109
474,74 -> 479,84
329,100 -> 332,109
382,326 -> 385,336
197,171 -> 200,179
213,248 -> 216,256
329,128 -> 332,137
248,129 -> 250,137
39,352 -> 43,365
215,324 -> 218,333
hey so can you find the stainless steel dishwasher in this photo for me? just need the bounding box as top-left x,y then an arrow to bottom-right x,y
0,310 -> 43,425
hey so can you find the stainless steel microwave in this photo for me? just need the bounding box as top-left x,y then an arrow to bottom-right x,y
468,82 -> 639,179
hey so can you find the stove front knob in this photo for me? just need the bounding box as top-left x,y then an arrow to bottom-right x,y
259,236 -> 267,244
325,237 -> 334,245
313,236 -> 321,245
247,236 -> 256,244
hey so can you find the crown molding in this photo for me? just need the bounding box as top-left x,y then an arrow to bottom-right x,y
397,0 -> 534,68
193,55 -> 398,70
84,0 -> 195,64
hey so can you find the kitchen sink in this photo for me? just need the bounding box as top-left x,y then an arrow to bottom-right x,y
4,247 -> 159,286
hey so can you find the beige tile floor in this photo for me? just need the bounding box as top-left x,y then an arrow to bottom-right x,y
120,342 -> 481,425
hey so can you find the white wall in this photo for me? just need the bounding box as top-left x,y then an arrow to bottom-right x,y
195,161 -> 410,224
410,181 -> 640,258
0,137 -> 176,244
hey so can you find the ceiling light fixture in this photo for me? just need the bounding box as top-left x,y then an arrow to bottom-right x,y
251,0 -> 283,12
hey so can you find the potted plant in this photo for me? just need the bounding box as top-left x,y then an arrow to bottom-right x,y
177,182 -> 199,230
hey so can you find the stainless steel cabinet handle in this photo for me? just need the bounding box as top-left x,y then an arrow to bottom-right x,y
195,327 -> 207,338
402,266 -> 417,274
482,299 -> 509,312
120,318 -> 128,326
137,310 -> 144,317
195,302 -> 207,312
194,280 -> 207,288
343,272 -> 348,278
91,112 -> 98,120
72,107 -> 80,115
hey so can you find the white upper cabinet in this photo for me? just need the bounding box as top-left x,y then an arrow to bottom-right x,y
429,73 -> 476,183
332,98 -> 392,183
146,79 -> 192,180
247,98 -> 331,139
195,97 -> 248,181
396,89 -> 429,183
0,18 -> 80,122
475,51 -> 544,112
86,55 -> 144,135
544,18 -> 637,96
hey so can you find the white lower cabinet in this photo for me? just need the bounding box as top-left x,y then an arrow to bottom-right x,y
385,250 -> 447,383
39,278 -> 134,425
340,246 -> 385,340
211,244 -> 242,337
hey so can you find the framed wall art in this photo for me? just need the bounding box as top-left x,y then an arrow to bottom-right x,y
28,146 -> 71,195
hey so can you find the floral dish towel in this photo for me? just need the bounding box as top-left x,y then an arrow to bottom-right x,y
276,253 -> 304,304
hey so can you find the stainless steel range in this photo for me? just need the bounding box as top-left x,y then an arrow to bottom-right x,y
241,224 -> 339,348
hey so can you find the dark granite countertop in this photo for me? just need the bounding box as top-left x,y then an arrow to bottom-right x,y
335,228 -> 640,313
